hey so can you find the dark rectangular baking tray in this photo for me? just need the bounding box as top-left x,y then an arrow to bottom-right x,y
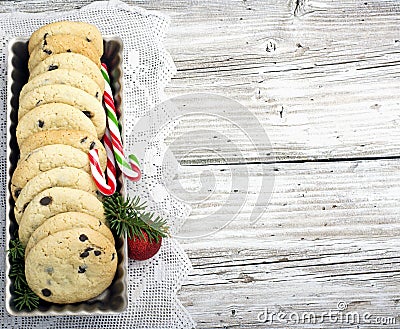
5,36 -> 128,316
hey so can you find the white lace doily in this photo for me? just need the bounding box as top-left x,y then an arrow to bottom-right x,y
0,1 -> 195,328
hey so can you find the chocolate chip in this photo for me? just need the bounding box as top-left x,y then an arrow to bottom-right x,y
80,136 -> 88,143
86,37 -> 91,42
94,250 -> 101,256
14,189 -> 21,198
40,196 -> 52,205
48,64 -> 58,71
43,39 -> 47,46
89,141 -> 96,150
38,120 -> 44,128
98,220 -> 102,227
22,203 -> 29,212
80,247 -> 94,258
78,265 -> 87,273
79,234 -> 88,242
111,253 -> 115,261
42,288 -> 51,297
36,100 -> 42,106
43,49 -> 52,55
80,251 -> 89,258
43,33 -> 48,39
95,91 -> 99,98
82,111 -> 93,118
66,49 -> 71,53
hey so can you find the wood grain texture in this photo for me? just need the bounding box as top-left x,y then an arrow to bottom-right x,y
2,0 -> 400,163
160,0 -> 400,164
181,236 -> 400,328
175,160 -> 400,328
1,0 -> 399,328
175,159 -> 400,241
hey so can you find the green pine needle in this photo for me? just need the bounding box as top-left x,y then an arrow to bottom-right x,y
14,288 -> 40,311
103,192 -> 169,242
7,237 -> 40,311
8,238 -> 25,262
9,262 -> 27,290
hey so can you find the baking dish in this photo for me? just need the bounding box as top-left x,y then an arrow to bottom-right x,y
5,36 -> 128,316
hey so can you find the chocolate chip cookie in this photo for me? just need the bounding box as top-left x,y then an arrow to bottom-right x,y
25,212 -> 114,257
20,69 -> 102,102
19,130 -> 106,171
19,187 -> 106,246
28,21 -> 103,57
25,228 -> 117,304
16,103 -> 98,146
18,84 -> 106,138
11,144 -> 92,201
14,167 -> 100,224
28,34 -> 100,71
29,52 -> 104,91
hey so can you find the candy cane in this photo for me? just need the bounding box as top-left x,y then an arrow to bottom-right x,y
89,63 -> 141,196
101,63 -> 141,181
89,128 -> 116,196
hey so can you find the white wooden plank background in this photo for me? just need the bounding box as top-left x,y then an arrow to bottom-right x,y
1,0 -> 400,328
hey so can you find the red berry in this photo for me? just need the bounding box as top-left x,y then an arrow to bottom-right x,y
127,231 -> 162,260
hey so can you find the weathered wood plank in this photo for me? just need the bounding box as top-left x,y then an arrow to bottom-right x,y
174,159 -> 400,241
179,237 -> 400,328
175,159 -> 400,328
1,2 -> 400,329
160,0 -> 400,164
1,0 -> 400,164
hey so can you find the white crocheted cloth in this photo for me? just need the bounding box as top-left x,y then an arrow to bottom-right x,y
0,1 -> 195,328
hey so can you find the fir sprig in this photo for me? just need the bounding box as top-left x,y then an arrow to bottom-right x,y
7,237 -> 40,311
103,193 -> 169,242
14,288 -> 40,311
9,262 -> 27,290
8,238 -> 25,262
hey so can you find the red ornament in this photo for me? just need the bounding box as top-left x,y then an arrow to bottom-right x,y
127,231 -> 162,260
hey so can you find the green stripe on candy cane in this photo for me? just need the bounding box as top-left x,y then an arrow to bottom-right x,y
101,68 -> 111,85
106,107 -> 119,128
101,63 -> 141,181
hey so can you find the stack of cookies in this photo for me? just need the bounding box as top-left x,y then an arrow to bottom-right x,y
11,21 -> 118,304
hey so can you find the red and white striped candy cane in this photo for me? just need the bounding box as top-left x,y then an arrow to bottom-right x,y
102,63 -> 141,181
89,128 -> 117,196
89,63 -> 141,196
